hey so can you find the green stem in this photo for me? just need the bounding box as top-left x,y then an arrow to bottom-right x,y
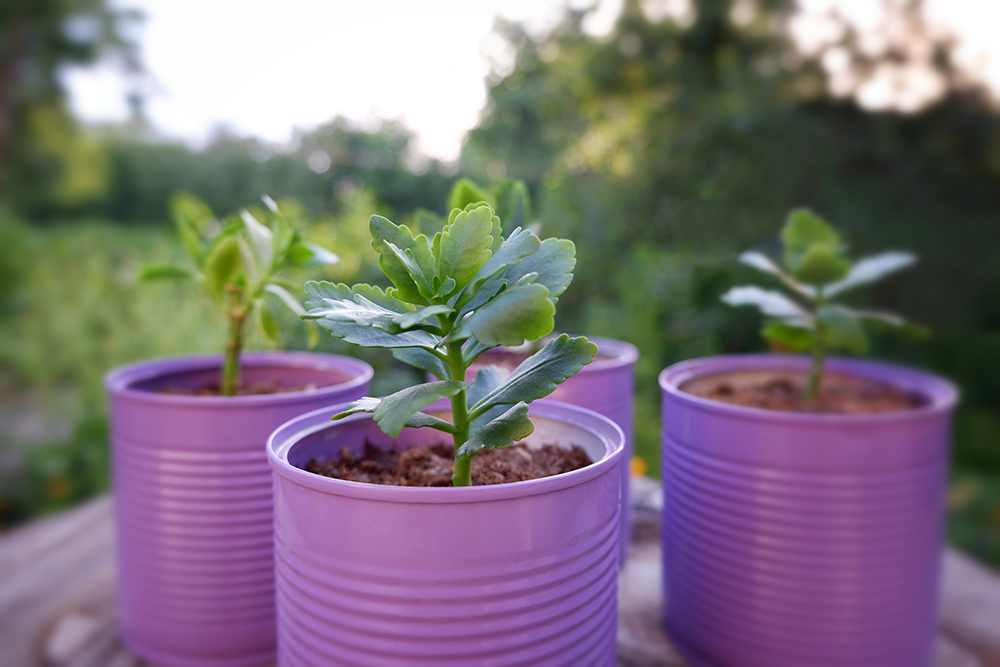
221,288 -> 247,397
804,291 -> 825,403
446,340 -> 472,487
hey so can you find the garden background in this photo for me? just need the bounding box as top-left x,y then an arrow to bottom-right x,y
2,0 -> 999,565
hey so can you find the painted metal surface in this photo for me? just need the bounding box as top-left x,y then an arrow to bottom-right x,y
106,352 -> 372,666
471,336 -> 638,562
659,354 -> 958,667
268,399 -> 624,666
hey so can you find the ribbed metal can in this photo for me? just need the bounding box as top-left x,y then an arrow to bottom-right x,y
106,352 -> 373,666
268,399 -> 624,666
659,355 -> 958,667
470,336 -> 638,562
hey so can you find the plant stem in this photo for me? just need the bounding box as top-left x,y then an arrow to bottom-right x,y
446,340 -> 473,486
804,291 -> 825,403
221,288 -> 247,397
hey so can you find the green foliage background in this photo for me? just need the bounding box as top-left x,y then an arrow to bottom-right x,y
1,0 -> 998,564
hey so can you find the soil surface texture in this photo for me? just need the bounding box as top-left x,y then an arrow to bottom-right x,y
682,370 -> 921,414
306,442 -> 592,486
158,381 -> 317,396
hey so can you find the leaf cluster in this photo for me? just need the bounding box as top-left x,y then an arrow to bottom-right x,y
721,209 -> 921,355
303,202 -> 596,478
140,193 -> 338,348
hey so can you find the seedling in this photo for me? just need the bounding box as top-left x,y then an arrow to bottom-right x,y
721,209 -> 918,400
303,203 -> 597,486
140,193 -> 338,395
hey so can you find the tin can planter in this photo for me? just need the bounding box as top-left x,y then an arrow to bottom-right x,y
106,351 -> 373,666
470,336 -> 638,561
659,354 -> 958,667
268,399 -> 624,666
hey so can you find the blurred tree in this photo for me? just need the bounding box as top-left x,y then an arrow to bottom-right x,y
462,0 -> 1000,477
0,0 -> 141,210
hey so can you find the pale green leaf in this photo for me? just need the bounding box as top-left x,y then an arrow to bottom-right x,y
265,283 -> 305,316
456,402 -> 534,458
455,226 -> 541,311
204,235 -> 241,298
469,334 -> 598,416
453,282 -> 556,347
467,365 -> 510,407
792,245 -> 851,286
304,281 -> 411,314
369,215 -> 436,304
392,348 -> 450,380
738,251 -> 816,298
437,205 -> 496,294
372,381 -> 467,437
393,304 -> 452,330
258,303 -> 280,346
823,252 -> 916,297
721,286 -> 807,318
241,209 -> 274,270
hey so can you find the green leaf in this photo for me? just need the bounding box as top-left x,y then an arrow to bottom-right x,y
437,205 -> 496,294
721,286 -> 807,318
781,208 -> 840,267
374,381 -> 467,438
392,348 -> 450,380
738,251 -> 815,298
823,252 -> 916,297
456,402 -> 534,458
792,245 -> 851,286
761,320 -> 814,352
404,412 -> 457,432
493,180 -> 531,234
369,215 -> 436,304
285,238 -> 340,268
241,209 -> 274,270
456,227 -> 541,309
138,264 -> 200,283
454,282 -> 556,347
467,365 -> 510,407
332,396 -> 382,420
265,283 -> 305,316
506,237 -> 575,302
304,290 -> 439,349
818,305 -> 869,354
469,334 -> 598,416
448,178 -> 491,212
393,304 -> 452,330
304,281 -> 410,314
258,303 -> 280,346
203,235 -> 241,298
170,192 -> 214,262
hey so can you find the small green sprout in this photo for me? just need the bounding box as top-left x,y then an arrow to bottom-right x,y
140,193 -> 338,396
303,202 -> 597,487
721,209 -> 919,401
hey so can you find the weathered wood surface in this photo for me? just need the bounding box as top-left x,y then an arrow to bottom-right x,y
1,478 -> 999,666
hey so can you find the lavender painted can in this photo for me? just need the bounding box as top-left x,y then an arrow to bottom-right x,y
659,355 -> 958,667
106,352 -> 372,666
268,399 -> 624,666
471,336 -> 638,561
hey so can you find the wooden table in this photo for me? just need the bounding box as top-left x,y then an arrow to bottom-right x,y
2,477 -> 999,666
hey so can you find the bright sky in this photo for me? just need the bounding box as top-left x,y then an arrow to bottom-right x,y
65,0 -> 1000,162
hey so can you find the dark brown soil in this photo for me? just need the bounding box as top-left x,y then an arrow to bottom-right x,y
158,381 -> 317,396
682,370 -> 922,414
305,442 -> 592,486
